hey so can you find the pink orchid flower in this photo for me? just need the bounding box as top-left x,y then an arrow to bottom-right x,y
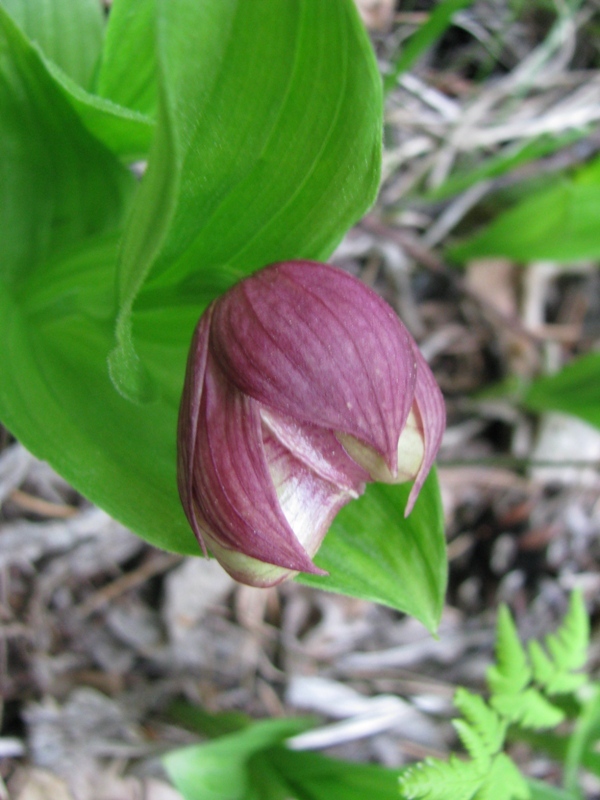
178,261 -> 445,587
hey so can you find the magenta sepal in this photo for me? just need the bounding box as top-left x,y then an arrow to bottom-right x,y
405,341 -> 446,515
210,261 -> 418,477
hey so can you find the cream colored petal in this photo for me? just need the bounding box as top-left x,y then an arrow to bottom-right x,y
337,410 -> 424,484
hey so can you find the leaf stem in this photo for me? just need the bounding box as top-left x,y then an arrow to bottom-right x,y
563,684 -> 600,798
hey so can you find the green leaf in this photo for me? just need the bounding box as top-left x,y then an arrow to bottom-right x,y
164,724 -> 400,800
425,130 -> 587,203
246,754 -> 294,800
491,688 -> 564,729
271,747 -> 400,800
0,0 -> 441,619
0,7 -> 162,558
400,752 -> 528,800
400,595 -> 593,800
1,0 -> 154,159
564,685 -> 600,796
487,606 -> 565,729
383,0 -> 476,94
0,274 -> 200,556
529,642 -> 586,697
1,0 -> 104,90
168,701 -> 251,739
109,0 -> 383,401
0,6 -> 134,286
163,719 -> 310,800
545,591 -> 589,674
524,353 -> 600,431
528,643 -> 569,695
487,606 -> 532,698
453,689 -> 506,761
44,61 -> 154,160
298,470 -> 447,630
0,0 -> 154,160
400,754 -> 484,800
473,754 -> 529,800
95,0 -> 157,117
450,157 -> 600,264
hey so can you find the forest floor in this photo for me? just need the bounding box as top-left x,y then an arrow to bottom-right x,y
2,1 -> 600,798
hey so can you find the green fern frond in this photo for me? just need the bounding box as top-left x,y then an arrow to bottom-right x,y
453,719 -> 492,768
487,606 -> 531,697
529,590 -> 589,695
400,594 -> 589,800
399,754 -> 484,800
546,591 -> 589,670
472,754 -> 530,800
529,640 -> 587,695
399,752 -> 529,800
454,689 -> 506,759
491,687 -> 565,729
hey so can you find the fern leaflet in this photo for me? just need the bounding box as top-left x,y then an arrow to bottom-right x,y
472,754 -> 529,800
487,606 -> 531,697
529,590 -> 589,695
400,752 -> 530,800
399,754 -> 485,800
491,688 -> 564,729
454,689 -> 506,759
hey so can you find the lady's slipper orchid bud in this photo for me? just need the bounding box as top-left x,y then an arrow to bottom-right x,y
177,261 -> 445,587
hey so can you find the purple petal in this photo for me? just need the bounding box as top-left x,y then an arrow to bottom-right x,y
177,306 -> 213,555
202,423 -> 354,587
260,407 -> 369,495
405,343 -> 446,515
189,349 -> 327,577
262,425 -> 354,561
210,261 -> 417,475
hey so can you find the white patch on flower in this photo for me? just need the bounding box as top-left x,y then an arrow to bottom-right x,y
263,428 -> 350,557
337,409 -> 424,484
260,408 -> 361,497
396,409 -> 425,480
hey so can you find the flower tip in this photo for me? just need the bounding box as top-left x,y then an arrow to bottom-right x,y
403,467 -> 429,518
208,535 -> 328,587
404,489 -> 418,519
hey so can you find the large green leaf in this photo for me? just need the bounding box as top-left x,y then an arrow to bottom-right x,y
0,6 -> 134,285
0,260 -> 198,556
109,0 -> 383,400
269,748 -> 401,800
0,0 -> 103,90
1,0 -> 153,160
95,0 -> 157,117
163,721 -> 400,800
0,0 -> 447,616
524,353 -> 600,430
450,157 -> 600,264
0,5 -> 186,552
2,0 -> 154,160
299,470 -> 447,631
163,720 -> 311,800
0,0 -> 104,89
0,0 -> 381,543
42,62 -> 154,160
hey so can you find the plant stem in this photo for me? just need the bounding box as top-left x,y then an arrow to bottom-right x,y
563,684 -> 600,798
